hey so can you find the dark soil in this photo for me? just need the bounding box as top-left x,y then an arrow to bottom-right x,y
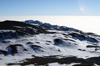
7,55 -> 100,66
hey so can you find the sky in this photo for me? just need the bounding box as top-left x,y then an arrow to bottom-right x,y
0,0 -> 100,35
0,0 -> 100,16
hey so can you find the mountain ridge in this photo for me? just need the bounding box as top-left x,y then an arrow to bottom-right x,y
0,20 -> 100,66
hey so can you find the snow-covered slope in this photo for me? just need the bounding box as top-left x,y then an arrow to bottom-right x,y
0,20 -> 100,66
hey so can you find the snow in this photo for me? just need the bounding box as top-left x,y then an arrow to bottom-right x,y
0,33 -> 100,58
14,26 -> 23,28
66,63 -> 81,66
0,30 -> 15,33
49,62 -> 66,66
0,21 -> 100,65
93,64 -> 100,66
49,62 -> 80,66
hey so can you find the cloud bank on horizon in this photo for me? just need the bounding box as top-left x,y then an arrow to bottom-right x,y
0,16 -> 100,35
0,0 -> 100,16
0,0 -> 100,35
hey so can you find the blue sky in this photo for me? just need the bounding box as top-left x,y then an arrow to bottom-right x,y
0,0 -> 100,16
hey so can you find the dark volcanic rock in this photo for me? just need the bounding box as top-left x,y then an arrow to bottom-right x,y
7,44 -> 26,55
69,33 -> 98,43
0,20 -> 48,35
29,45 -> 43,52
0,50 -> 7,55
26,42 -> 34,44
7,56 -> 100,66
